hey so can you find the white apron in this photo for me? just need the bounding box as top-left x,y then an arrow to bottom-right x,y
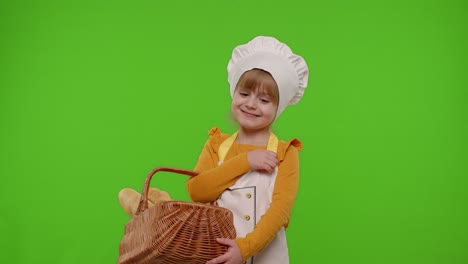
216,131 -> 289,264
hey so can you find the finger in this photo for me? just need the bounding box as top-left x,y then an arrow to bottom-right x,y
265,154 -> 278,164
261,164 -> 274,174
216,237 -> 236,247
206,252 -> 229,264
266,156 -> 278,166
264,160 -> 277,170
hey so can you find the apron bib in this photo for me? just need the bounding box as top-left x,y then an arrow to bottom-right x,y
216,131 -> 289,264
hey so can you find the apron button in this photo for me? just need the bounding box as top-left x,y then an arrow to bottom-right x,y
244,215 -> 250,221
245,193 -> 251,199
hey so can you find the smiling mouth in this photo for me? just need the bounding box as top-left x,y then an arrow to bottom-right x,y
241,109 -> 260,117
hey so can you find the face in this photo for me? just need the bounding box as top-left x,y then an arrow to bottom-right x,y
231,87 -> 278,133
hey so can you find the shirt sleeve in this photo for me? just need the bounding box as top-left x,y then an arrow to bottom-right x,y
234,143 -> 300,261
186,138 -> 252,203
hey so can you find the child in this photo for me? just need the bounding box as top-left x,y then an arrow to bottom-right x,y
186,36 -> 309,264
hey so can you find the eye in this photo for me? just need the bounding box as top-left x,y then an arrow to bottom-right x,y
239,91 -> 249,97
260,98 -> 270,103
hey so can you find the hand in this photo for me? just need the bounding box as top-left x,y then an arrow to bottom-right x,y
206,238 -> 243,264
247,150 -> 278,174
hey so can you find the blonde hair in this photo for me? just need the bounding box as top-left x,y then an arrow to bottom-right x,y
234,69 -> 279,106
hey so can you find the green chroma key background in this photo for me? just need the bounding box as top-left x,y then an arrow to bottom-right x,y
1,0 -> 467,263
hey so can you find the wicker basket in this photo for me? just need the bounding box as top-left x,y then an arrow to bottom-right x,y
117,167 -> 236,264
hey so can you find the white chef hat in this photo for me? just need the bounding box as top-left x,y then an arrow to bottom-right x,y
227,36 -> 309,118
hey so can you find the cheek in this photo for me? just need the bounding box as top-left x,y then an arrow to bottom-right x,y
267,106 -> 278,120
231,97 -> 242,108
231,101 -> 239,115
230,102 -> 240,122
231,101 -> 236,111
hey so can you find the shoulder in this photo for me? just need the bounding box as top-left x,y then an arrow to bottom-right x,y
277,137 -> 302,162
205,127 -> 232,153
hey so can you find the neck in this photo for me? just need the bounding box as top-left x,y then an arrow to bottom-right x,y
236,127 -> 271,146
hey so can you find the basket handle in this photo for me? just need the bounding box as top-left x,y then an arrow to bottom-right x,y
135,167 -> 198,215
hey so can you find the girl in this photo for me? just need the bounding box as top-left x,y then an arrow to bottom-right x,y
186,36 -> 309,264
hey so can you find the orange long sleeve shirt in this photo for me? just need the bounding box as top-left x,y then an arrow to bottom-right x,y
186,127 -> 302,261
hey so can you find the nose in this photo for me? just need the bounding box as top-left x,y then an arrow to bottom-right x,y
245,96 -> 257,109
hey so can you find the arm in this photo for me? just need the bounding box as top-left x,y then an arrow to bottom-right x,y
186,139 -> 252,203
235,145 -> 300,261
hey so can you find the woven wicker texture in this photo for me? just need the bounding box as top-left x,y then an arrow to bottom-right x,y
117,167 -> 236,264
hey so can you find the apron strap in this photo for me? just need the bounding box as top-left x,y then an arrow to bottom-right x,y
218,131 -> 279,162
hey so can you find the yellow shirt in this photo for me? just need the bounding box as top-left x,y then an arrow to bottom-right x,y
186,127 -> 302,261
